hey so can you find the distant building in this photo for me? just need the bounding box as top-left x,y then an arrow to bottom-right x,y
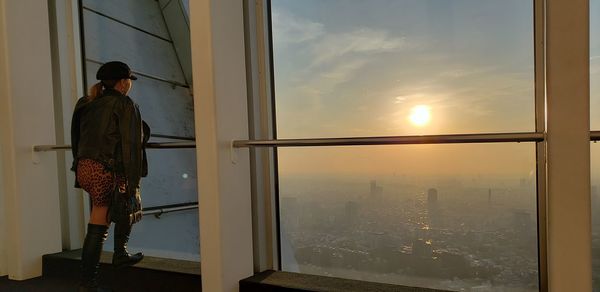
412,238 -> 433,258
427,188 -> 440,227
427,188 -> 438,206
370,180 -> 383,198
592,186 -> 600,227
513,210 -> 534,235
344,201 -> 359,228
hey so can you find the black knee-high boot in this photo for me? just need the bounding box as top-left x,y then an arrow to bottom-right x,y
112,219 -> 144,268
80,223 -> 109,292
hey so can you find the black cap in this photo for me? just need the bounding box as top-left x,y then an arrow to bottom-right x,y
96,61 -> 138,80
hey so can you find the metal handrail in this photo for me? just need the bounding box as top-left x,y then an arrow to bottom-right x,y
146,142 -> 196,149
142,202 -> 198,218
33,142 -> 196,152
232,132 -> 545,148
151,134 -> 195,141
33,131 -> 600,152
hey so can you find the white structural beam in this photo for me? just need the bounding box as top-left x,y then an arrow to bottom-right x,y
546,0 -> 591,290
48,0 -> 86,251
190,1 -> 254,292
0,0 -> 63,280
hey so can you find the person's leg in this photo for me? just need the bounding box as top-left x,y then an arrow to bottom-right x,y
89,206 -> 109,225
80,206 -> 109,291
77,159 -> 113,291
112,218 -> 144,268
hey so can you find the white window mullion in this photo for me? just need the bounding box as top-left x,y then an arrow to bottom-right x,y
545,0 -> 591,290
534,0 -> 547,290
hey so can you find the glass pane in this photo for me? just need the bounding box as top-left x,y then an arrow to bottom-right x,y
81,1 -> 198,260
278,143 -> 539,291
113,147 -> 199,261
593,142 -> 600,291
592,0 -> 600,129
592,1 -> 600,290
272,0 -> 535,138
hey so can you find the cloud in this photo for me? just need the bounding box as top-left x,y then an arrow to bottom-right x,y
272,9 -> 324,45
438,66 -> 497,79
318,59 -> 368,85
311,28 -> 407,66
273,8 -> 410,114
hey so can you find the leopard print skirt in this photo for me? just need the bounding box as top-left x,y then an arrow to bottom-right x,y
76,158 -> 126,207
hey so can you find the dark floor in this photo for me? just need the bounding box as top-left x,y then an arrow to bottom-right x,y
0,275 -> 79,292
1,249 -> 203,292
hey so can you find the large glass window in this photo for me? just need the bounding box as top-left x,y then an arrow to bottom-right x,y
80,0 -> 198,260
272,0 -> 534,139
271,0 -> 538,291
591,0 -> 600,289
279,144 -> 538,290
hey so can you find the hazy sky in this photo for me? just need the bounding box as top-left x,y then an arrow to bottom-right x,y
273,0 -> 534,138
272,0 -> 599,178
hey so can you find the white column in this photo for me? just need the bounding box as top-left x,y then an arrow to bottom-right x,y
546,0 -> 591,290
48,0 -> 86,251
0,143 -> 6,276
190,1 -> 254,292
0,0 -> 63,280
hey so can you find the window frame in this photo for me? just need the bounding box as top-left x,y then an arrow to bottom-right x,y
246,0 -> 549,289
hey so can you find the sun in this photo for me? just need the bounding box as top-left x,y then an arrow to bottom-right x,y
409,105 -> 431,127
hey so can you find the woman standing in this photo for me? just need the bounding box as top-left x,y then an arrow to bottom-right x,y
71,61 -> 150,291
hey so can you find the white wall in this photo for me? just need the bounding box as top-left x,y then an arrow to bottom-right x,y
0,1 -> 8,277
48,0 -> 87,251
0,0 -> 63,280
0,143 -> 6,277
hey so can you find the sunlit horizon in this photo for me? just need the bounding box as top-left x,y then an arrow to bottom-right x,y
272,0 -> 539,177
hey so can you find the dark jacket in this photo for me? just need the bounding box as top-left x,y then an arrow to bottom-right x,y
71,89 -> 150,222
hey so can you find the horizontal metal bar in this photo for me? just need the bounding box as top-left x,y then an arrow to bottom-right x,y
33,142 -> 196,152
86,59 -> 189,88
151,133 -> 195,141
142,204 -> 198,217
143,201 -> 198,212
34,145 -> 73,151
233,132 -> 545,148
45,131 -> 600,151
146,142 -> 195,149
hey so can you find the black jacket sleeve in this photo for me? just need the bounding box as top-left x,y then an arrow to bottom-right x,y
70,97 -> 88,168
142,120 -> 151,177
115,97 -> 143,196
70,97 -> 89,188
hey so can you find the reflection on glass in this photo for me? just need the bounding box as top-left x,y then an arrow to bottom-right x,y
272,0 -> 534,138
108,149 -> 200,261
591,0 -> 600,128
591,1 -> 600,290
593,143 -> 600,291
278,144 -> 538,291
81,1 -> 198,261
